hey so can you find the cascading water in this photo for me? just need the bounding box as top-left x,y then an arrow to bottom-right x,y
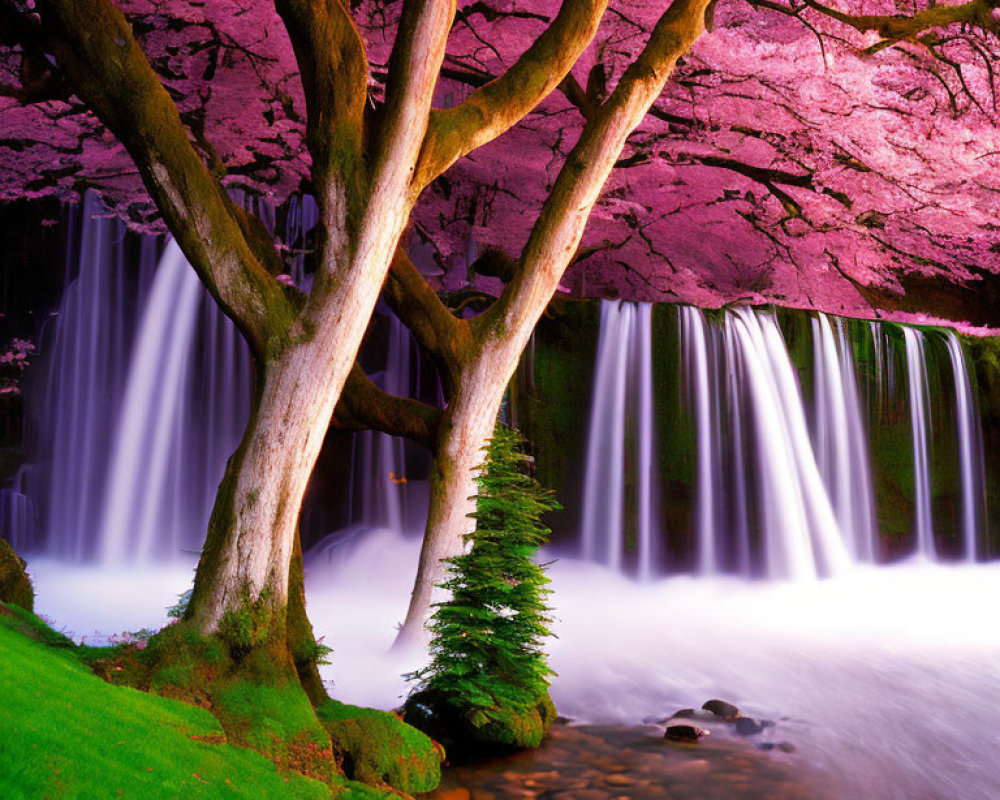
903,326 -> 935,559
812,313 -> 877,562
98,241 -> 219,562
731,308 -> 851,578
579,301 -> 657,575
944,330 -> 986,561
348,314 -> 413,534
17,196 -> 252,563
580,302 -> 986,575
680,305 -> 718,574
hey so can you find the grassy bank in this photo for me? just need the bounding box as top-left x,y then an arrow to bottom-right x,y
0,604 -> 384,799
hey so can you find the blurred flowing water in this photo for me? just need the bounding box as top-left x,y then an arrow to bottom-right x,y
6,218 -> 999,800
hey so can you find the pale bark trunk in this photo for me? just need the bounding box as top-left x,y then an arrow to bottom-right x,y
394,342 -> 526,646
188,294 -> 383,635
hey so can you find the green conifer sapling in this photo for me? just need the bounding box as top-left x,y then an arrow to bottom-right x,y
409,423 -> 560,739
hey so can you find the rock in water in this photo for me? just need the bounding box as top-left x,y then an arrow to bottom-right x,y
664,719 -> 710,742
0,538 -> 33,611
702,699 -> 739,721
735,717 -> 764,736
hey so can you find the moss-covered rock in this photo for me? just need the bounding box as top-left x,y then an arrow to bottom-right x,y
0,537 -> 32,611
316,699 -> 442,794
403,688 -> 556,760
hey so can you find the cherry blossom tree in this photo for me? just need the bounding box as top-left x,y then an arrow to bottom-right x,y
1,0 -> 998,667
0,0 -> 716,710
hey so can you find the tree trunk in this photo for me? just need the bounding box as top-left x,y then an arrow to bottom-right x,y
187,313 -> 370,639
394,347 -> 516,647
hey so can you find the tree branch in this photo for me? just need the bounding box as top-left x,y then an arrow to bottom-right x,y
484,0 -> 711,336
334,363 -> 440,449
373,0 -> 456,204
34,0 -> 292,358
383,246 -> 471,389
275,0 -> 369,252
801,0 -> 999,41
412,0 -> 609,194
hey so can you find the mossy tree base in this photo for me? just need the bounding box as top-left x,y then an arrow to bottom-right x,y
403,688 -> 557,761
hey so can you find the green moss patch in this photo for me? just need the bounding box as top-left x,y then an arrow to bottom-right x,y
316,700 -> 442,794
213,679 -> 330,754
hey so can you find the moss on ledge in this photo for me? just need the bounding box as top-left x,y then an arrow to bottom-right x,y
316,699 -> 443,794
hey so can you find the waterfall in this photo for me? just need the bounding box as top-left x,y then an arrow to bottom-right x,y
350,314 -> 412,533
0,466 -> 37,554
729,308 -> 849,579
579,301 -> 658,574
635,304 -> 656,580
903,327 -> 935,559
812,314 -> 877,561
98,242 -> 208,562
680,306 -> 718,574
578,303 -> 992,578
18,197 -> 251,562
944,331 -> 986,561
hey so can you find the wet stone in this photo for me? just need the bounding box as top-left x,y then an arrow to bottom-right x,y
735,717 -> 764,736
417,722 -> 825,800
702,699 -> 741,721
664,721 -> 710,742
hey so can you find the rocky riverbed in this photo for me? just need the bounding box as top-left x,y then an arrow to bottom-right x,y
418,719 -> 827,800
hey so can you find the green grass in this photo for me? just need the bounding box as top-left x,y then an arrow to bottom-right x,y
0,608 -> 332,800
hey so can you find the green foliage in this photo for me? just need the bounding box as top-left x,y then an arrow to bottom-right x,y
168,586 -> 193,619
293,636 -> 334,667
409,424 -> 559,743
0,611 -> 330,799
316,700 -> 442,794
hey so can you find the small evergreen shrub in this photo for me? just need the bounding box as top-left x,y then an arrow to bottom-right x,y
407,423 -> 560,751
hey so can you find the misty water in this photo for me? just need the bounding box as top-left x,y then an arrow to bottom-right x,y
10,214 -> 1000,799
26,535 -> 1000,800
